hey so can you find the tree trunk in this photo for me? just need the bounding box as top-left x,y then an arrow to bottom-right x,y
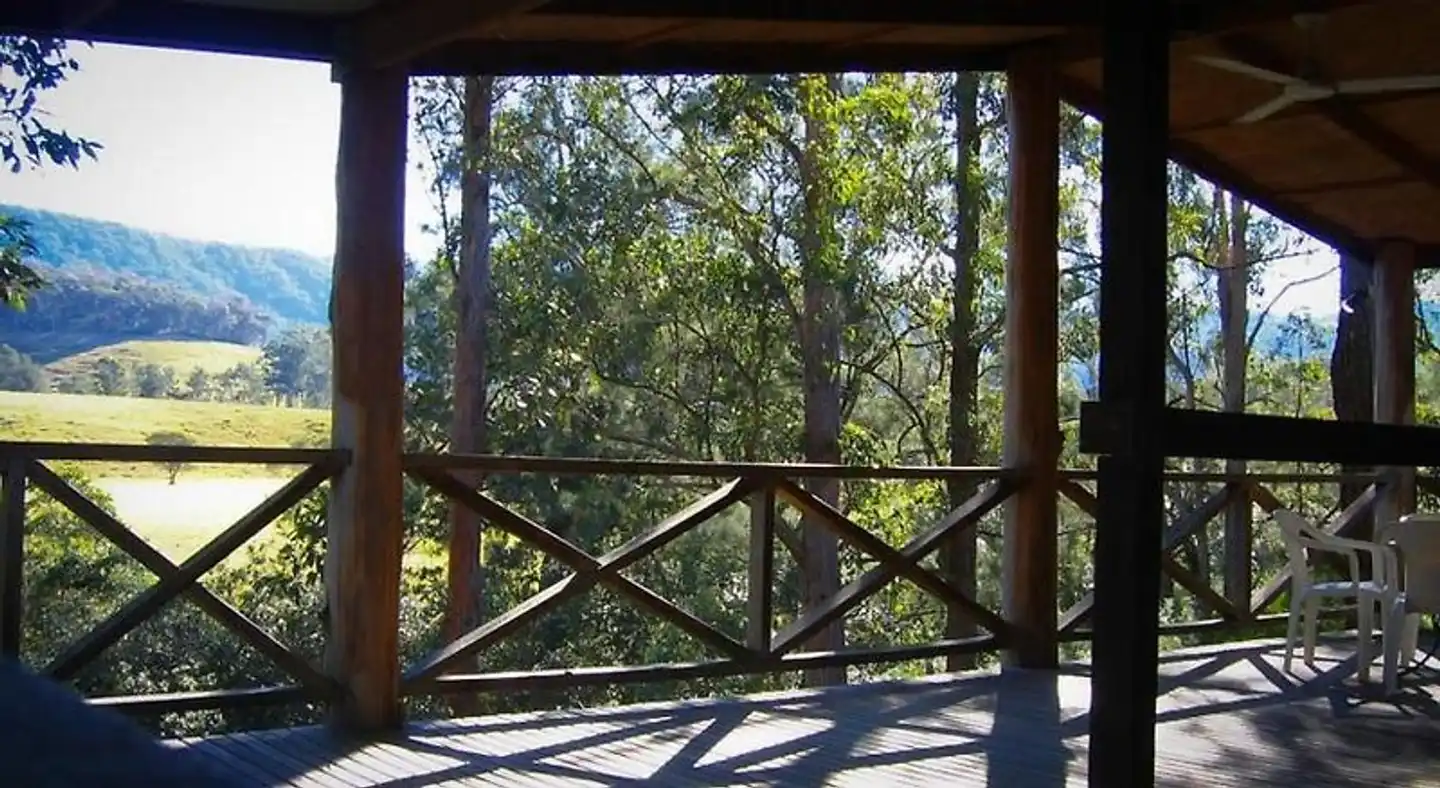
798,74 -> 845,687
942,72 -> 981,672
445,75 -> 495,710
1330,251 -> 1374,538
1220,192 -> 1252,609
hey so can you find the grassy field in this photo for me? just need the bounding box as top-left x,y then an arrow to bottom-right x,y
0,390 -> 329,477
0,389 -> 330,559
96,476 -> 294,559
0,389 -> 440,567
45,339 -> 262,389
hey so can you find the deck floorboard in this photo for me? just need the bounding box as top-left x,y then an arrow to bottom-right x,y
172,637 -> 1440,786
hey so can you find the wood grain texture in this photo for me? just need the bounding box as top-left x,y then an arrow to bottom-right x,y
172,636 -> 1440,786
1002,50 -> 1061,670
326,65 -> 410,733
1373,241 -> 1417,531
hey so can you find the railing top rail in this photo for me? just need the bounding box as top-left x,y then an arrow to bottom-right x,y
404,453 -> 1018,480
0,441 -> 346,465
1059,469 -> 1387,484
0,442 -> 1399,482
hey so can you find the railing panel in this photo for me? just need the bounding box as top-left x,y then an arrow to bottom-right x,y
0,441 -> 346,729
401,456 -> 1017,702
1055,467 -> 1388,647
0,439 -> 1414,733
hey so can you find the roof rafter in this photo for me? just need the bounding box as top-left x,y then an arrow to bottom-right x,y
58,0 -> 119,30
1216,33 -> 1440,194
338,0 -> 557,71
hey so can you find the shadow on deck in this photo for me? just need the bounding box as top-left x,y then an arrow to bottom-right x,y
173,637 -> 1440,787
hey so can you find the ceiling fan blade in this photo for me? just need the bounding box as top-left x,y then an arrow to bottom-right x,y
1336,75 -> 1440,94
1193,55 -> 1305,86
1235,93 -> 1300,124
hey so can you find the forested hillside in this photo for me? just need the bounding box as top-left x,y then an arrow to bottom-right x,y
1,204 -> 330,325
0,265 -> 272,360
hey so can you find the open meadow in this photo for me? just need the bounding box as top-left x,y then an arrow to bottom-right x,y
43,339 -> 262,388
0,389 -> 329,559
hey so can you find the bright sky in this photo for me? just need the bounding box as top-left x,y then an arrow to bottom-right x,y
0,42 -> 1342,316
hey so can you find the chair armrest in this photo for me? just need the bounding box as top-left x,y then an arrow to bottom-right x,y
1302,536 -> 1400,586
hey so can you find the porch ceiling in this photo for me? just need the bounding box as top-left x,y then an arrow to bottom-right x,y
1062,0 -> 1440,264
4,0 -> 1433,262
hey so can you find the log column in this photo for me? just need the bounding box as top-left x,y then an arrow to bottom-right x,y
1373,241 -> 1417,529
1001,51 -> 1061,669
325,66 -> 409,734
1087,5 -> 1171,787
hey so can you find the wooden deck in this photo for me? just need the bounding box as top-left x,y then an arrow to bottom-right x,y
169,637 -> 1440,787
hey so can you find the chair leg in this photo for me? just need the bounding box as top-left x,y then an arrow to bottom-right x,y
1402,613 -> 1421,665
1385,598 -> 1406,695
1303,596 -> 1320,667
1285,596 -> 1301,673
1357,596 -> 1373,682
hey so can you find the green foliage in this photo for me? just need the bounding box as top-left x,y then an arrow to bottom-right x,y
0,37 -> 99,173
260,326 -> 330,408
0,342 -> 43,391
145,430 -> 196,484
0,215 -> 43,308
0,264 -> 273,360
1,36 -> 100,307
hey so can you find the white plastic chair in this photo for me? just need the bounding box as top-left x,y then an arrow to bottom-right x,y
1380,515 -> 1440,694
1274,508 -> 1394,678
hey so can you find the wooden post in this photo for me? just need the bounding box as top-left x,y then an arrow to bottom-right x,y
1001,52 -> 1060,669
1373,241 -> 1416,529
325,65 -> 409,734
0,458 -> 25,658
1220,194 -> 1251,611
746,486 -> 775,654
1088,6 -> 1170,787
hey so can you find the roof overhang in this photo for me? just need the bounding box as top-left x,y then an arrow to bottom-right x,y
5,0 -> 1432,264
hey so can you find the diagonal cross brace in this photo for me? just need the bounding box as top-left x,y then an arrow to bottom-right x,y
405,469 -> 758,684
34,461 -> 336,684
1054,481 -> 1232,633
770,480 -> 1014,655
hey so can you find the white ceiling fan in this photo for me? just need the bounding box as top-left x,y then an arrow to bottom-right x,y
1192,13 -> 1440,124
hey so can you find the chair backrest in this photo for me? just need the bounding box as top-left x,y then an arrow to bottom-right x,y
1387,516 -> 1440,614
1273,508 -> 1320,588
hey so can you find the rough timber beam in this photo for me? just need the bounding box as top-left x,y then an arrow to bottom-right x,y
339,0 -> 557,70
326,65 -> 409,734
1373,241 -> 1418,527
58,0 -> 118,29
1079,403 -> 1440,467
1086,2 -> 1171,784
1000,51 -> 1061,669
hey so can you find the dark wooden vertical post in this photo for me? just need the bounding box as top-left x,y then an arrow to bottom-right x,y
0,458 -> 26,658
747,485 -> 775,653
1001,51 -> 1060,669
1373,241 -> 1416,527
1088,8 -> 1170,788
1221,195 -> 1251,610
326,65 -> 409,733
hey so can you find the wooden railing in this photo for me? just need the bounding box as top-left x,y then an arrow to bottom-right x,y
1055,470 -> 1385,641
0,440 -> 1402,718
403,454 -> 1019,696
0,442 -> 346,715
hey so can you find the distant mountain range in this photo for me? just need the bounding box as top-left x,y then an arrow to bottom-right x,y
3,204 -> 331,326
